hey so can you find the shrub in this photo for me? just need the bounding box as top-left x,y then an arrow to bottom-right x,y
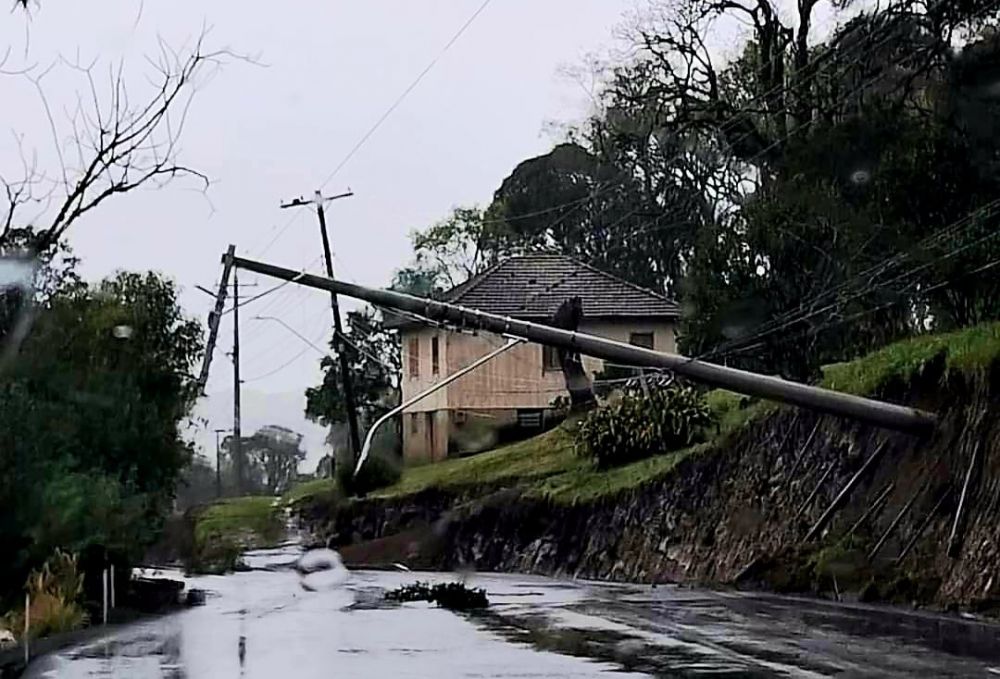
4,550 -> 89,639
384,581 -> 434,603
337,452 -> 402,497
576,384 -> 715,468
384,581 -> 489,610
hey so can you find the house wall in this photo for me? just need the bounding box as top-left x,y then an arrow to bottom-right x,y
398,320 -> 677,462
401,327 -> 448,413
401,408 -> 450,464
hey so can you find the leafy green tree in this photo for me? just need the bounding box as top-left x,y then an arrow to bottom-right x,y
305,307 -> 400,440
220,425 -> 306,495
0,270 -> 202,602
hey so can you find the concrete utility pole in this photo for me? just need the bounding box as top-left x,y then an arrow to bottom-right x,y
196,245 -> 236,394
214,428 -> 228,498
280,190 -> 362,471
232,267 -> 243,494
231,255 -> 938,435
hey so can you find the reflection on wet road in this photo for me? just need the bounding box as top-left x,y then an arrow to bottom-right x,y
24,544 -> 1000,678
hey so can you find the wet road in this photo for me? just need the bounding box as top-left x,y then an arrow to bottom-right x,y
24,544 -> 1000,678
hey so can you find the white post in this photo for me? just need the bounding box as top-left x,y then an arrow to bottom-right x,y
102,569 -> 108,625
355,337 -> 526,475
110,564 -> 116,609
23,593 -> 29,664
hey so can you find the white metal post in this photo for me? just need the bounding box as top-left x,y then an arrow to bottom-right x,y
355,338 -> 526,475
23,593 -> 29,664
102,569 -> 108,625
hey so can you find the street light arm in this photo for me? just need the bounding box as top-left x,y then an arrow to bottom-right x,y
253,316 -> 329,356
355,337 -> 525,476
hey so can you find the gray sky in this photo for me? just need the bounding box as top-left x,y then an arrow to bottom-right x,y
1,1 -> 639,468
3,1 -> 852,470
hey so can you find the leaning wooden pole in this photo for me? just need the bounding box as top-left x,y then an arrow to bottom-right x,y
195,245 -> 236,394
231,256 -> 938,435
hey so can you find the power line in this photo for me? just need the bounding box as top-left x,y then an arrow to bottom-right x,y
238,0 -> 997,383
221,256 -> 323,317
702,198 -> 1000,360
485,2 -> 978,305
253,0 -> 493,259
242,332 -> 326,382
318,0 -> 493,192
717,252 -> 1000,363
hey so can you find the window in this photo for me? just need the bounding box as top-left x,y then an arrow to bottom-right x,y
629,332 -> 654,350
408,336 -> 420,378
410,413 -> 419,435
517,408 -> 543,429
542,345 -> 561,372
431,336 -> 440,375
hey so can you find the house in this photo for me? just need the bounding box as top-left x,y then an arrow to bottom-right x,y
389,253 -> 679,463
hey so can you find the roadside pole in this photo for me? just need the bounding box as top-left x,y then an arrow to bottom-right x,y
214,428 -> 227,498
232,268 -> 243,494
280,190 -> 361,475
195,245 -> 235,394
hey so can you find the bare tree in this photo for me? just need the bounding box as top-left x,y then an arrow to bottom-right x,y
1,29 -> 238,254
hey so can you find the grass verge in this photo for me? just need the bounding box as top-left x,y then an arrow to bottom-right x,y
526,443 -> 706,504
190,496 -> 284,573
822,321 -> 1000,395
370,426 -> 583,499
282,477 -> 339,507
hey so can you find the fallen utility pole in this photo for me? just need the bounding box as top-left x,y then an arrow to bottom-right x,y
280,191 -> 361,473
230,255 -> 938,435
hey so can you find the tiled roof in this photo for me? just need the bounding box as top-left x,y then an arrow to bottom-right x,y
391,253 -> 677,324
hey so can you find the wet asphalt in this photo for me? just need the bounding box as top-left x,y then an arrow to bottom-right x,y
22,544 -> 1000,678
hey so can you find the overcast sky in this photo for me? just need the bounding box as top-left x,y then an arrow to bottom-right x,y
2,1 -> 849,470
1,1 -> 646,467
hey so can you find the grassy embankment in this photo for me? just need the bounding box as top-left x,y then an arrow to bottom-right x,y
189,496 -> 285,573
283,322 -> 1000,508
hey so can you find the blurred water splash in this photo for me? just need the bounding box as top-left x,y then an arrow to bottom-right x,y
294,548 -> 350,592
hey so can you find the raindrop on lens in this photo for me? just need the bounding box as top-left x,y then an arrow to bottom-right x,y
112,325 -> 134,339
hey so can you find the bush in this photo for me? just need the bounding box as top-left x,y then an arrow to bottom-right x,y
337,452 -> 402,497
576,384 -> 715,468
384,581 -> 489,610
3,550 -> 89,639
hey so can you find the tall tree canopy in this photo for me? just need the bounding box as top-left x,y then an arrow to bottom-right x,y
0,268 -> 203,601
393,0 -> 1000,381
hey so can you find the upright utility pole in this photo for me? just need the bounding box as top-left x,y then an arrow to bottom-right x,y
232,267 -> 243,494
214,428 -> 227,498
280,190 -> 362,472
